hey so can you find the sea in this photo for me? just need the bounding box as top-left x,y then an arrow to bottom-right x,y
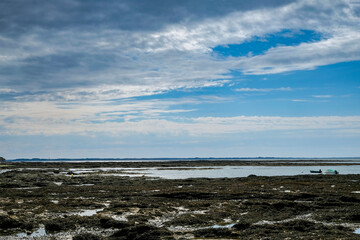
4,158 -> 360,179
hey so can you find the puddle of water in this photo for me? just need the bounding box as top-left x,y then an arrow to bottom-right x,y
355,228 -> 360,234
254,214 -> 313,225
167,222 -> 237,232
173,206 -> 188,211
99,173 -> 145,177
148,189 -> 160,192
69,167 -> 149,174
16,227 -> 46,237
71,208 -> 104,216
112,212 -> 134,221
212,223 -> 235,228
73,184 -> 95,186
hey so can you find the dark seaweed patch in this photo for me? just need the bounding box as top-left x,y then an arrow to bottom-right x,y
110,224 -> 174,240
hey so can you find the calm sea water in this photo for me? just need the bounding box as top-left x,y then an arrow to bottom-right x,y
8,158 -> 360,163
3,159 -> 360,179
125,165 -> 360,179
66,165 -> 360,179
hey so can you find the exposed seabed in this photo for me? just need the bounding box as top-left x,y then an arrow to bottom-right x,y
0,160 -> 360,239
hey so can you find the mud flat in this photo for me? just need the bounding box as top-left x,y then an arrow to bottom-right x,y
0,160 -> 360,239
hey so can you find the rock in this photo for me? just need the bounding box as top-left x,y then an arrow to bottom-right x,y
193,228 -> 237,238
110,224 -> 174,240
233,220 -> 251,230
99,217 -> 130,229
0,215 -> 22,229
73,233 -> 103,240
282,220 -> 317,232
45,222 -> 64,232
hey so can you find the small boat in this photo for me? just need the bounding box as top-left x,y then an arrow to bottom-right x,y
310,169 -> 322,173
325,169 -> 339,175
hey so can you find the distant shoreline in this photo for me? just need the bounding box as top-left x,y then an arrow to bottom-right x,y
7,157 -> 360,162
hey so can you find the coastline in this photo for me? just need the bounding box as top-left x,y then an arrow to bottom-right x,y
0,160 -> 359,239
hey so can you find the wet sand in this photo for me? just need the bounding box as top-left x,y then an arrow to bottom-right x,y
0,160 -> 360,239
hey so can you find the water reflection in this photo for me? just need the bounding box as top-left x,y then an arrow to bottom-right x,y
122,165 -> 360,179
16,227 -> 46,237
212,223 -> 235,228
70,208 -> 104,216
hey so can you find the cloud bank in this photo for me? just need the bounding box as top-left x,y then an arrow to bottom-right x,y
0,0 -> 359,100
1,0 -> 360,158
1,99 -> 359,136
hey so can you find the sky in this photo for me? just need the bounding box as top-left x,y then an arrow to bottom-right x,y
1,0 -> 360,159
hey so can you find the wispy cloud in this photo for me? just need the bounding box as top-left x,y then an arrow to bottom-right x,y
291,99 -> 310,102
236,32 -> 360,75
0,0 -> 359,158
0,0 -> 359,101
1,98 -> 360,136
0,88 -> 18,94
0,95 -> 231,132
312,95 -> 333,98
236,87 -> 292,92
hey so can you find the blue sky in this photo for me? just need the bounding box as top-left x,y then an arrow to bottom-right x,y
1,0 -> 360,159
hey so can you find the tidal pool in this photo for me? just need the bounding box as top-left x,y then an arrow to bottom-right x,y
70,208 -> 104,217
16,227 -> 46,237
120,165 -> 360,179
212,223 -> 235,228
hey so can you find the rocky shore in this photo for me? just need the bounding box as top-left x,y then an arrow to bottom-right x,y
0,161 -> 359,239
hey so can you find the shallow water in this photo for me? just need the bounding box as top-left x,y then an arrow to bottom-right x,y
6,164 -> 360,180
72,183 -> 95,186
123,165 -> 360,179
355,228 -> 360,234
64,165 -> 360,179
0,169 -> 9,174
71,208 -> 104,216
212,223 -> 235,228
16,227 -> 46,237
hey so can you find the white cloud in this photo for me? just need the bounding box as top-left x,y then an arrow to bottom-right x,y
1,0 -> 359,100
312,95 -> 333,98
0,0 -> 359,141
0,88 -> 18,94
291,99 -> 309,102
1,1 -> 359,158
237,32 -> 360,75
0,95 -> 230,131
236,87 -> 292,92
1,99 -> 359,136
141,0 -> 360,76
